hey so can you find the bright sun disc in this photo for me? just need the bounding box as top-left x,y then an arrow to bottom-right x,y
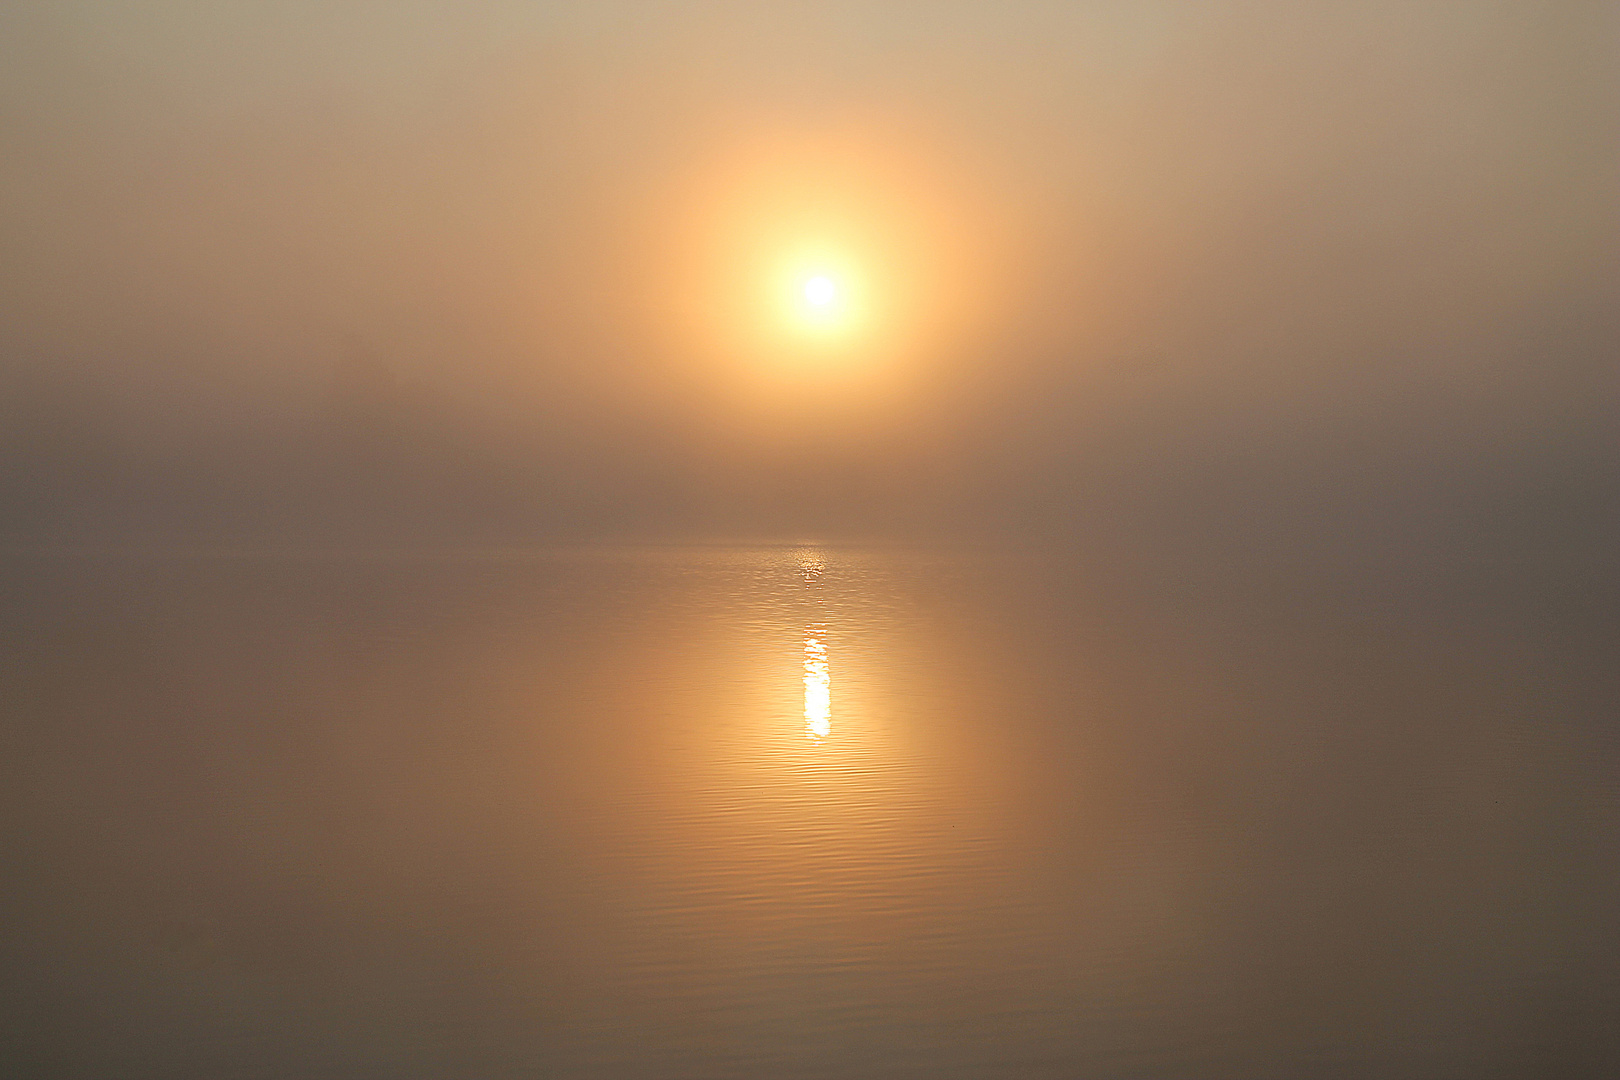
803,275 -> 837,306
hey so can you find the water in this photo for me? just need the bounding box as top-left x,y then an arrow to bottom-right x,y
1,546 -> 1615,1078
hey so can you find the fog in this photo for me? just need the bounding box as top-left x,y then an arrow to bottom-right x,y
4,10 -> 1618,1077
2,1 -> 1614,559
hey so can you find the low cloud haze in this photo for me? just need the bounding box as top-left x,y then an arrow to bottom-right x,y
2,1 -> 1614,563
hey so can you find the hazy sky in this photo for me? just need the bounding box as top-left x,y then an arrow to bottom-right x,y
1,1 -> 1614,548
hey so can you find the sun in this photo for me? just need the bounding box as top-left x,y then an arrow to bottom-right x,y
663,126 -> 1014,386
790,267 -> 855,334
803,275 -> 837,307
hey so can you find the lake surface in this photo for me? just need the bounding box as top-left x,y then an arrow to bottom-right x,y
2,545 -> 1615,1078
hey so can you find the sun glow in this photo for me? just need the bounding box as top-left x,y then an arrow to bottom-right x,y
660,125 -> 1017,407
792,269 -> 853,333
804,275 -> 837,307
772,248 -> 864,341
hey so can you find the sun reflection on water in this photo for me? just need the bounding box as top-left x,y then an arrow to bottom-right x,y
803,627 -> 830,741
801,557 -> 830,742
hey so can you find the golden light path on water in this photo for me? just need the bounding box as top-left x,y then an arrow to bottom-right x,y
803,628 -> 830,741
801,558 -> 830,741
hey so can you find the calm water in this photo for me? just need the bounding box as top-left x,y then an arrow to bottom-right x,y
1,546 -> 1615,1078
